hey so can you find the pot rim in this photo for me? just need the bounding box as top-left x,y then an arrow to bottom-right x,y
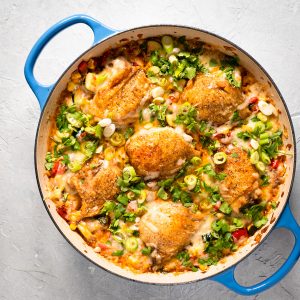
34,23 -> 297,285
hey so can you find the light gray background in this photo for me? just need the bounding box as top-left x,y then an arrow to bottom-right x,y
0,0 -> 299,299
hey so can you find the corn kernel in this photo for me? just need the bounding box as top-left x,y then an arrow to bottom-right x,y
88,58 -> 96,70
71,71 -> 82,83
104,147 -> 115,161
67,81 -> 77,92
199,264 -> 208,272
69,223 -> 77,231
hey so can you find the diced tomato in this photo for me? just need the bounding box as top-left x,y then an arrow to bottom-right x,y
232,228 -> 248,243
78,61 -> 88,74
249,97 -> 258,104
270,158 -> 280,170
98,243 -> 109,251
56,206 -> 67,220
51,161 -> 66,177
214,201 -> 222,211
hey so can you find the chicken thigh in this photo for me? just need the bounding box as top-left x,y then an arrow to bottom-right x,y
216,147 -> 259,212
69,154 -> 121,218
139,201 -> 201,264
85,58 -> 151,125
125,127 -> 198,179
181,73 -> 243,125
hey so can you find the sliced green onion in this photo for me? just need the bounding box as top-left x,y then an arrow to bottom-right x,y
253,121 -> 266,135
110,132 -> 125,147
261,152 -> 271,165
254,216 -> 268,228
184,174 -> 198,190
124,237 -> 138,252
255,161 -> 266,173
147,41 -> 162,53
169,55 -> 178,64
213,152 -> 227,165
161,36 -> 174,54
191,156 -> 201,166
137,190 -> 147,204
259,132 -> 269,140
66,112 -> 83,128
68,161 -> 83,172
166,114 -> 176,127
112,249 -> 124,256
157,187 -> 168,200
141,246 -> 152,256
266,121 -> 273,130
259,138 -> 269,146
185,67 -> 197,80
123,166 -> 136,181
250,151 -> 260,164
148,65 -> 160,74
257,112 -> 268,122
127,191 -> 136,200
219,202 -> 232,214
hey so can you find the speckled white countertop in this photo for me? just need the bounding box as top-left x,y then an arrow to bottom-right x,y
0,0 -> 299,299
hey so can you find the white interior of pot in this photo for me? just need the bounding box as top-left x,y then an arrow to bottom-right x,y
35,25 -> 295,284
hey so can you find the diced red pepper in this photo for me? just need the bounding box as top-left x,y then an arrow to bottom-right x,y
78,61 -> 88,74
232,228 -> 248,243
249,97 -> 258,104
213,133 -> 225,140
56,206 -> 67,220
77,131 -> 87,142
51,161 -> 66,177
270,158 -> 280,170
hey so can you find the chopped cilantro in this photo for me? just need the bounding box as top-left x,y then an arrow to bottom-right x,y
196,163 -> 226,181
260,174 -> 270,187
209,58 -> 218,67
219,202 -> 232,214
231,111 -> 242,124
241,202 -> 268,228
224,66 -> 241,88
112,250 -> 124,256
141,247 -> 152,256
176,251 -> 198,271
124,127 -> 134,140
149,103 -> 168,126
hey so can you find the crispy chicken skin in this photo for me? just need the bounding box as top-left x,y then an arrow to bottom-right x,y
69,154 -> 121,218
181,73 -> 244,125
87,58 -> 150,124
139,201 -> 201,264
216,147 -> 259,212
125,127 -> 198,179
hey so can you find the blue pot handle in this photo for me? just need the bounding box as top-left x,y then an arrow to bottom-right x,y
212,203 -> 300,295
24,14 -> 116,109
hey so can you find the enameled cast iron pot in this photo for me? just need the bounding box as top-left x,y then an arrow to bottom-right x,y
24,15 -> 300,296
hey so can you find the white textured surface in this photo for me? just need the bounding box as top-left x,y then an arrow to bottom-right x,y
0,0 -> 300,299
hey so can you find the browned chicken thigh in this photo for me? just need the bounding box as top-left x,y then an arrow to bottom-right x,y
69,154 -> 121,218
181,73 -> 243,125
139,201 -> 201,265
86,58 -> 151,125
125,127 -> 198,179
216,147 -> 259,212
